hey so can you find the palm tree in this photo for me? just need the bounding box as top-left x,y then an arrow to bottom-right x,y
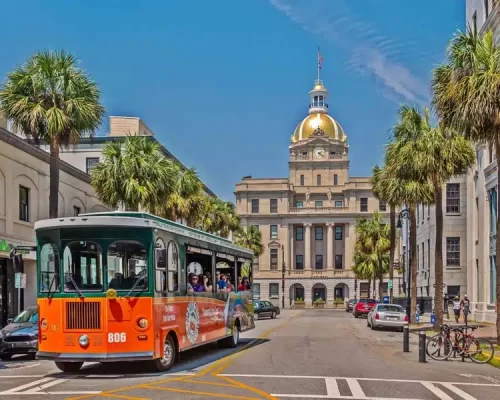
353,212 -> 391,300
432,28 -> 500,339
0,50 -> 104,218
91,136 -> 175,211
372,165 -> 398,302
387,106 -> 475,326
233,226 -> 264,257
385,105 -> 434,322
159,164 -> 204,223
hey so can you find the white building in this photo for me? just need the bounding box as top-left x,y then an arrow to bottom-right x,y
0,124 -> 108,325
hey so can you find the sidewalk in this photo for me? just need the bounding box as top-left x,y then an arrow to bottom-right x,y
410,313 -> 497,344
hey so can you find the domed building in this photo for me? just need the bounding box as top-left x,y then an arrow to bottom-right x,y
235,77 -> 398,308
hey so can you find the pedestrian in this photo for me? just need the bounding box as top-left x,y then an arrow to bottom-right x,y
461,294 -> 471,325
452,296 -> 461,323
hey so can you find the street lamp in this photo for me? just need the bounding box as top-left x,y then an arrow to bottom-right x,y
397,209 -> 411,320
281,244 -> 285,309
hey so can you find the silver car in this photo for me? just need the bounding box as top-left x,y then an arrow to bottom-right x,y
367,304 -> 408,331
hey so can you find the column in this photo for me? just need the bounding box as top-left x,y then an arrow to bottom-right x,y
326,223 -> 334,269
304,223 -> 312,270
289,224 -> 294,270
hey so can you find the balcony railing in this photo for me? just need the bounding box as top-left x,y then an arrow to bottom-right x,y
309,103 -> 328,109
289,206 -> 349,214
291,154 -> 344,161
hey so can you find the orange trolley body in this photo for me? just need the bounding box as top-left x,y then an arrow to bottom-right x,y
34,212 -> 254,373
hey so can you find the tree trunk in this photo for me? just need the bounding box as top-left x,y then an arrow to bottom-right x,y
49,140 -> 60,218
434,181 -> 444,329
389,204 -> 396,303
368,278 -> 372,298
495,140 -> 500,344
378,257 -> 384,301
410,203 -> 418,324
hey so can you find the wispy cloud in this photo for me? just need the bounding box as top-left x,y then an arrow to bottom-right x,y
269,0 -> 429,104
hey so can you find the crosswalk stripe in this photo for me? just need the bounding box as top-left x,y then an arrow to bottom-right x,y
0,377 -> 55,394
440,383 -> 477,400
346,378 -> 365,398
421,382 -> 454,400
25,378 -> 68,393
325,377 -> 340,397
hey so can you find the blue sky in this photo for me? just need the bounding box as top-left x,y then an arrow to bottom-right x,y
0,0 -> 465,201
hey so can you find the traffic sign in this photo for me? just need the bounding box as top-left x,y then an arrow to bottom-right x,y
388,280 -> 393,289
15,273 -> 26,289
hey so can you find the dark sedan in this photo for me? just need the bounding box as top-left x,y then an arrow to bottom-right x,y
0,307 -> 38,361
253,300 -> 280,320
345,299 -> 358,312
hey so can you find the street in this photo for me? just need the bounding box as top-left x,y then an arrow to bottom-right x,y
0,310 -> 499,399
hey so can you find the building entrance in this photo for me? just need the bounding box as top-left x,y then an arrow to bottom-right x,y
0,257 -> 23,328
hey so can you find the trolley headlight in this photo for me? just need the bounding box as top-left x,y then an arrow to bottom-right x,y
137,318 -> 149,329
78,334 -> 89,347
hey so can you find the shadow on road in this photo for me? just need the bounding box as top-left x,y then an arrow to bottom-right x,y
37,337 -> 270,379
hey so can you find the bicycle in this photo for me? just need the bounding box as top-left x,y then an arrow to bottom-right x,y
426,324 -> 495,363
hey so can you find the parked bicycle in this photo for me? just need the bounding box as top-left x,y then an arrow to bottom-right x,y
426,323 -> 494,364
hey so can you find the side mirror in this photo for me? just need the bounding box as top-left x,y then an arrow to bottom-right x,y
7,318 -> 13,324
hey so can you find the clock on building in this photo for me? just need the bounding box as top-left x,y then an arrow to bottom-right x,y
313,147 -> 325,159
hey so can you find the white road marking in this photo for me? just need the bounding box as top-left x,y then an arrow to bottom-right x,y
219,374 -> 500,386
0,377 -> 55,394
325,377 -> 340,397
346,378 -> 365,398
421,382 -> 454,400
0,375 -> 45,378
26,378 -> 68,393
440,383 -> 478,400
272,396 -> 423,400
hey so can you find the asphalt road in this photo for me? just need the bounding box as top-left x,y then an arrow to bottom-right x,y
1,310 -> 500,399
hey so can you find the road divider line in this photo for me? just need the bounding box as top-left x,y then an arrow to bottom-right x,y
325,377 -> 340,397
184,378 -> 241,388
0,377 -> 55,394
272,395 -> 425,400
99,393 -> 150,400
346,377 -> 365,398
421,382 -> 454,400
440,383 -> 477,400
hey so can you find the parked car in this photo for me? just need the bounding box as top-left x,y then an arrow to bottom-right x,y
345,299 -> 358,312
367,304 -> 408,331
0,306 -> 38,361
253,300 -> 280,320
353,298 -> 376,318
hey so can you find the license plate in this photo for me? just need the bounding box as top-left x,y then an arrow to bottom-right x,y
386,316 -> 398,320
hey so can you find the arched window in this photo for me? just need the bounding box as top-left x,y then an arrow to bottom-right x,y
155,238 -> 166,292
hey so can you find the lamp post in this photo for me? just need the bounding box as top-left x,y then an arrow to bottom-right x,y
281,244 -> 285,309
397,209 -> 411,320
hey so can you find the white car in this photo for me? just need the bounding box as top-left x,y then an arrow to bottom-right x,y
367,304 -> 408,331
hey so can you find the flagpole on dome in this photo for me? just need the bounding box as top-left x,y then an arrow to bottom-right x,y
317,44 -> 323,83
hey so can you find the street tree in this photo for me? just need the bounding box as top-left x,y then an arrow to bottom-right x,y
353,212 -> 391,300
372,164 -> 398,302
387,106 -> 475,326
233,226 -> 265,258
0,50 -> 104,218
91,136 -> 175,211
432,28 -> 500,339
385,105 -> 434,322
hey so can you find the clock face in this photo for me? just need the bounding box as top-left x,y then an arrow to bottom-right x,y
313,147 -> 325,159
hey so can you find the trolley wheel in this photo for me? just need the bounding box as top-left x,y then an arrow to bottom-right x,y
153,334 -> 177,372
218,322 -> 240,348
54,361 -> 83,373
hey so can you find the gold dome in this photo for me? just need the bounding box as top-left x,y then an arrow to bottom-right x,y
292,113 -> 345,142
311,82 -> 327,92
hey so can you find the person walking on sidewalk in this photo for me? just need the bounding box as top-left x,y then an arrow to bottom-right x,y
461,294 -> 471,325
453,296 -> 461,323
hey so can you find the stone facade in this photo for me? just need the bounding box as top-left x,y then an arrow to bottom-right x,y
0,125 -> 108,322
235,79 -> 400,308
